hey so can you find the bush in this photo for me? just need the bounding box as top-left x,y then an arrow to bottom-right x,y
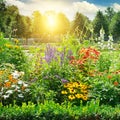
0,34 -> 29,78
0,100 -> 120,120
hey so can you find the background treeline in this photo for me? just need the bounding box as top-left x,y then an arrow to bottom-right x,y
0,0 -> 120,42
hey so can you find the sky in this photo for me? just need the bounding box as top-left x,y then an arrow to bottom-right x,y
6,0 -> 120,20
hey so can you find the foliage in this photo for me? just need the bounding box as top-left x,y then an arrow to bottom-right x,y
90,75 -> 120,106
40,44 -> 74,103
0,35 -> 29,73
32,11 -> 42,37
93,10 -> 108,38
109,11 -> 120,41
71,12 -> 91,42
105,7 -> 115,24
0,100 -> 120,120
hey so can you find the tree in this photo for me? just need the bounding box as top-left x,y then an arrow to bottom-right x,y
3,5 -> 19,39
32,11 -> 42,37
16,15 -> 32,44
56,13 -> 70,34
105,7 -> 115,23
93,10 -> 108,38
71,12 -> 91,42
109,11 -> 120,41
0,0 -> 6,32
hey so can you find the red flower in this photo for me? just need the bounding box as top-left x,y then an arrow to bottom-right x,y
114,81 -> 119,86
69,56 -> 75,60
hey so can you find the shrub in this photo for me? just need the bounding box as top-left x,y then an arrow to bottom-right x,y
0,100 -> 120,120
0,34 -> 29,78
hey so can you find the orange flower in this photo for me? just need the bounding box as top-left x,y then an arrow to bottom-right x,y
8,75 -> 18,83
114,81 -> 119,86
4,82 -> 11,87
107,75 -> 112,79
11,79 -> 18,83
8,75 -> 13,81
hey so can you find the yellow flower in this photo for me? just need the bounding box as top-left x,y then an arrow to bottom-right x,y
5,44 -> 12,49
75,94 -> 83,99
68,95 -> 75,100
0,70 -> 4,75
81,85 -> 88,90
14,39 -> 19,44
64,83 -> 68,88
61,90 -> 68,94
14,45 -> 19,49
81,90 -> 88,94
69,88 -> 76,94
82,96 -> 88,101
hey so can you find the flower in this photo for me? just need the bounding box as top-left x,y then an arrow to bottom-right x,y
82,96 -> 88,101
4,82 -> 11,87
14,45 -> 19,49
68,95 -> 75,100
0,70 -> 4,75
18,94 -> 24,98
5,44 -> 13,49
69,56 -> 75,60
61,79 -> 68,83
18,80 -> 23,84
14,39 -> 19,44
107,75 -> 112,79
75,94 -> 83,99
12,71 -> 20,79
61,90 -> 68,94
114,81 -> 119,86
62,82 -> 89,102
6,90 -> 13,94
3,95 -> 9,99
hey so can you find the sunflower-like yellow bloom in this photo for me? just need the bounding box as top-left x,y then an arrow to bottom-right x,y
68,95 -> 75,100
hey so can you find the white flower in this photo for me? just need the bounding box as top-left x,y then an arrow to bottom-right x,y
6,90 -> 13,94
5,80 -> 9,82
16,86 -> 20,89
20,72 -> 24,76
3,95 -> 9,99
18,80 -> 23,84
12,71 -> 20,79
11,85 -> 16,88
18,94 -> 24,98
25,89 -> 30,92
23,83 -> 28,87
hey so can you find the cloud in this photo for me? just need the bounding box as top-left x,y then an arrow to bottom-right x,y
6,0 -> 106,20
113,3 -> 120,11
72,1 -> 99,19
7,0 -> 25,9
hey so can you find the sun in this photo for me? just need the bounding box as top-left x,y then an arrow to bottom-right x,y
45,11 -> 58,32
46,14 -> 57,29
48,15 -> 56,27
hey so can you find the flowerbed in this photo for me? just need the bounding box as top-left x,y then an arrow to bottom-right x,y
0,35 -> 120,119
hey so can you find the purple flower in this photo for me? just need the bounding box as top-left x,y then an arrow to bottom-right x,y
61,79 -> 68,83
55,75 -> 61,79
44,44 -> 57,64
